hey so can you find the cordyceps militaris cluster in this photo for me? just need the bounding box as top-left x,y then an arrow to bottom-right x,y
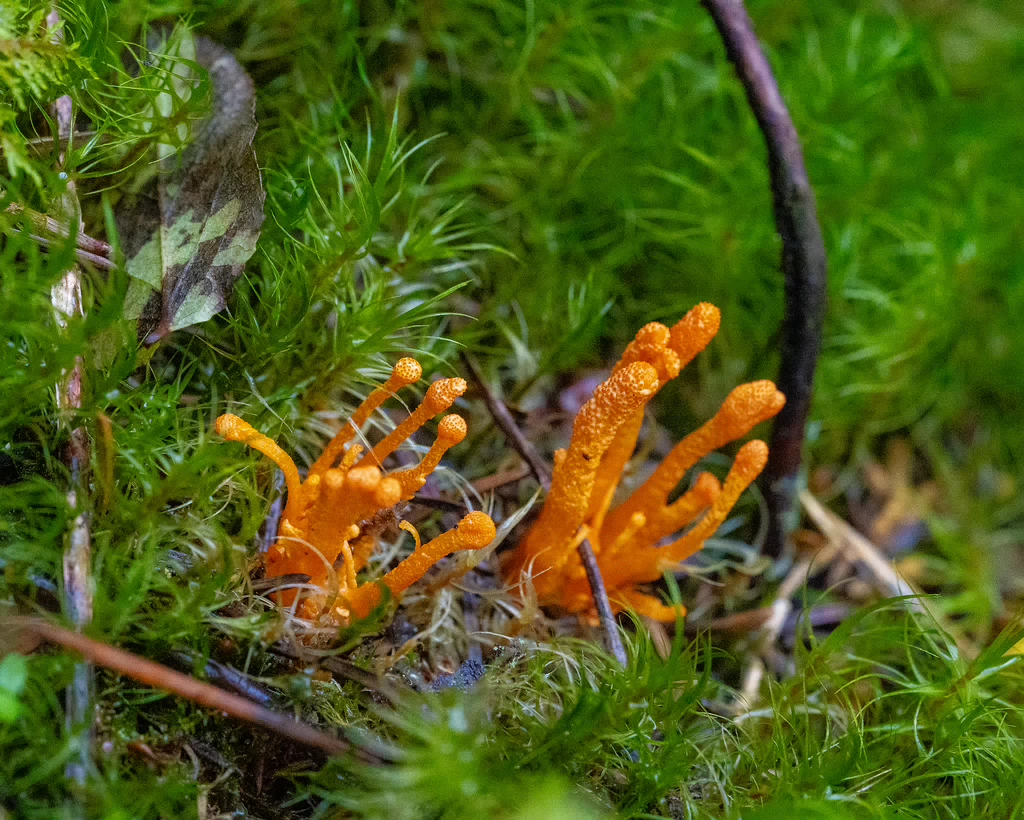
217,304 -> 781,631
215,358 -> 496,626
502,303 -> 786,622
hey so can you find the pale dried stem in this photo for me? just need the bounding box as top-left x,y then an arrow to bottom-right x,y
735,541 -> 836,711
799,490 -> 964,650
737,490 -> 966,712
47,6 -> 94,788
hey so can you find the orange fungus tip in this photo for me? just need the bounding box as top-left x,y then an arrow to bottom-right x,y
669,302 -> 721,362
457,511 -> 497,549
214,413 -> 249,440
717,380 -> 787,436
620,361 -> 660,397
634,322 -> 671,348
323,468 -> 345,491
346,465 -> 382,492
686,301 -> 721,335
424,377 -> 468,413
392,357 -> 423,385
735,439 -> 770,476
694,472 -> 722,496
438,414 -> 468,444
617,321 -> 682,383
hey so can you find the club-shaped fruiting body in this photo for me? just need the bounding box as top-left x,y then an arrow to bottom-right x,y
503,304 -> 785,622
216,359 -> 495,625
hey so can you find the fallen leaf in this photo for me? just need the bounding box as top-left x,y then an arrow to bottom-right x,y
117,32 -> 265,343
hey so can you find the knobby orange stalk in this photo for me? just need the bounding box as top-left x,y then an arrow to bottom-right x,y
503,304 -> 785,622
216,358 -> 495,626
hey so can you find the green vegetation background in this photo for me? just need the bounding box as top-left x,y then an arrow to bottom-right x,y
3,0 -> 1024,817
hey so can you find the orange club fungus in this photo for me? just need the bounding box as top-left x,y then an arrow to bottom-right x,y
215,358 -> 496,626
503,303 -> 786,622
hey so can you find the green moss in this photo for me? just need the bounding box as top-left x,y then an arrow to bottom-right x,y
3,0 -> 1024,816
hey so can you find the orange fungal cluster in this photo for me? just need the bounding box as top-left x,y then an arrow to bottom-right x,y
216,359 -> 496,625
503,304 -> 785,622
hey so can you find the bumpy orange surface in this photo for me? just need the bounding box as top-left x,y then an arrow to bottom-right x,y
503,304 -> 785,622
216,359 -> 496,625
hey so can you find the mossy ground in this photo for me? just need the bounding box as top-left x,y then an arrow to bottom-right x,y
2,0 -> 1024,817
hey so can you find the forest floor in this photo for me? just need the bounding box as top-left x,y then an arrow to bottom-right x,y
2,1 -> 1024,818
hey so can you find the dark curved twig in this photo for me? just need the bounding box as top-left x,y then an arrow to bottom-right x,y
700,0 -> 828,557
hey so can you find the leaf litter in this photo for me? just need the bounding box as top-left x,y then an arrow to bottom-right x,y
116,31 -> 265,343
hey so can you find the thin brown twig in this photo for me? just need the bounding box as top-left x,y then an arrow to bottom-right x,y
24,129 -> 98,154
579,538 -> 629,667
471,463 -> 532,494
461,353 -> 552,491
270,643 -> 406,706
3,204 -> 117,270
167,650 -> 274,706
27,232 -> 118,270
9,617 -> 359,758
462,354 -> 628,667
700,0 -> 828,558
5,203 -> 113,256
408,494 -> 468,515
250,573 -> 310,595
257,470 -> 287,555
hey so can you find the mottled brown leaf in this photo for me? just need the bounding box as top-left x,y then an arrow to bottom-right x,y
117,34 -> 264,343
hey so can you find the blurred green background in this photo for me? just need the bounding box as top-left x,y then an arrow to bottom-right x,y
364,0 -> 1024,470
